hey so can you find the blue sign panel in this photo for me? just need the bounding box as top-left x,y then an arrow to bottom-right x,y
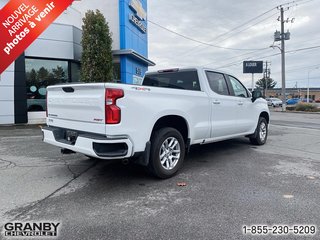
119,0 -> 149,84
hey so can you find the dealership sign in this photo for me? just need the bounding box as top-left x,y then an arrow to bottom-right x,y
129,0 -> 147,33
0,0 -> 74,74
243,61 -> 263,74
3,221 -> 60,237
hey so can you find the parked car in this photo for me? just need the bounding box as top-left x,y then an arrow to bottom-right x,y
266,98 -> 282,107
42,67 -> 270,178
315,98 -> 320,103
301,98 -> 313,103
27,99 -> 46,112
286,98 -> 301,105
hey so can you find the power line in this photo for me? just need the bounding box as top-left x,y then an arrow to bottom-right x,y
287,45 -> 320,53
158,8 -> 279,61
286,76 -> 320,82
201,48 -> 270,67
209,8 -> 277,42
295,0 -> 316,7
181,0 -> 314,64
215,12 -> 278,43
272,63 -> 320,75
150,0 -> 318,66
154,9 -> 277,65
208,45 -> 320,70
148,20 -> 269,51
189,12 -> 279,60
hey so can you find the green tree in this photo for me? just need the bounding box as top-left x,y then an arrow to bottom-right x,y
256,77 -> 277,89
37,67 -> 49,83
51,66 -> 66,84
27,68 -> 38,86
81,10 -> 114,83
52,66 -> 66,80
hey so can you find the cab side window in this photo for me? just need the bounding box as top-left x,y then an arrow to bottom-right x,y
206,71 -> 230,96
228,75 -> 249,98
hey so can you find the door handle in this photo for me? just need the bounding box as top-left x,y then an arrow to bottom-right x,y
238,101 -> 244,106
213,100 -> 221,105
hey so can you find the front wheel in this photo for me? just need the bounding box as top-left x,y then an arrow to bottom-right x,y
148,127 -> 185,179
250,117 -> 268,145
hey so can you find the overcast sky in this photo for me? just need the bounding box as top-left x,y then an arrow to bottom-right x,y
147,0 -> 320,88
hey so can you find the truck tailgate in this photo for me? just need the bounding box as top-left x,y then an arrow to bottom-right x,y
47,83 -> 106,134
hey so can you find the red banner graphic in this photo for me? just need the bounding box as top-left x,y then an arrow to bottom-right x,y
0,0 -> 74,74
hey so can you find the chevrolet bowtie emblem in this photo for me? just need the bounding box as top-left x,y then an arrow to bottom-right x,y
129,0 -> 147,21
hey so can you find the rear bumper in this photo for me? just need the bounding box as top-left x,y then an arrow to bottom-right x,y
42,126 -> 133,160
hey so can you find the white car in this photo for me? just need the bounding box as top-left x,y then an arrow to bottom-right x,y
42,67 -> 270,178
266,98 -> 283,107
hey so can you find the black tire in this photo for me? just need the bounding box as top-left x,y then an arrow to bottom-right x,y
250,117 -> 268,145
272,103 -> 275,107
148,127 -> 185,179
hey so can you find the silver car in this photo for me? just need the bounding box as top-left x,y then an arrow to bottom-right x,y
266,98 -> 283,107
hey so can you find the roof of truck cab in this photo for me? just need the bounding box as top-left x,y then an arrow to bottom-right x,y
145,67 -> 231,76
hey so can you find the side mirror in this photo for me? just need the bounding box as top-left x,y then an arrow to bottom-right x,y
252,90 -> 263,102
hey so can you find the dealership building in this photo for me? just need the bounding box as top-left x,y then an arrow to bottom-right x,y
0,0 -> 154,125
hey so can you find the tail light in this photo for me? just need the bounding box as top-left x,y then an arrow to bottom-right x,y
105,88 -> 124,124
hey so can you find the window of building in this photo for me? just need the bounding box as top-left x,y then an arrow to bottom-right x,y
206,71 -> 229,95
71,62 -> 81,82
304,95 -> 315,100
26,58 -> 80,112
113,63 -> 121,82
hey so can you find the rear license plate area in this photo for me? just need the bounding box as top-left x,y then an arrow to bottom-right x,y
65,130 -> 78,144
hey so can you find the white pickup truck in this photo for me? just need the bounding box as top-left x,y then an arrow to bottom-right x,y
42,67 -> 270,178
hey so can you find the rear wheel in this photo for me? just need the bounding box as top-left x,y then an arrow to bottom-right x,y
148,127 -> 185,179
250,117 -> 268,145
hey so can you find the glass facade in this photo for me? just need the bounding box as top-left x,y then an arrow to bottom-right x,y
113,62 -> 121,82
26,58 -> 80,112
25,58 -> 126,112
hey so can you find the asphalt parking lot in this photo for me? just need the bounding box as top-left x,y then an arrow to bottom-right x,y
1,111 -> 320,239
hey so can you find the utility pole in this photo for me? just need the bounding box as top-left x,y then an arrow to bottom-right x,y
280,7 -> 286,111
271,6 -> 293,111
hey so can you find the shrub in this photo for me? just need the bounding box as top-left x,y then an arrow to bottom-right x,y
295,103 -> 318,112
81,10 -> 113,83
286,106 -> 295,111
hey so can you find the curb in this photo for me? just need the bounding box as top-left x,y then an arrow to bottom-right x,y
270,110 -> 320,114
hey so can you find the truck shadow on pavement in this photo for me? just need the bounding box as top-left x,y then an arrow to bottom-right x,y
92,137 -> 253,182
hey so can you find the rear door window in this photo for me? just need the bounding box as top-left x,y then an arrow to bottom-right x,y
143,70 -> 201,91
205,71 -> 230,96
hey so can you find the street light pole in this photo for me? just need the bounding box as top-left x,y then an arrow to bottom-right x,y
308,71 -> 311,103
252,73 -> 254,91
280,7 -> 286,112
